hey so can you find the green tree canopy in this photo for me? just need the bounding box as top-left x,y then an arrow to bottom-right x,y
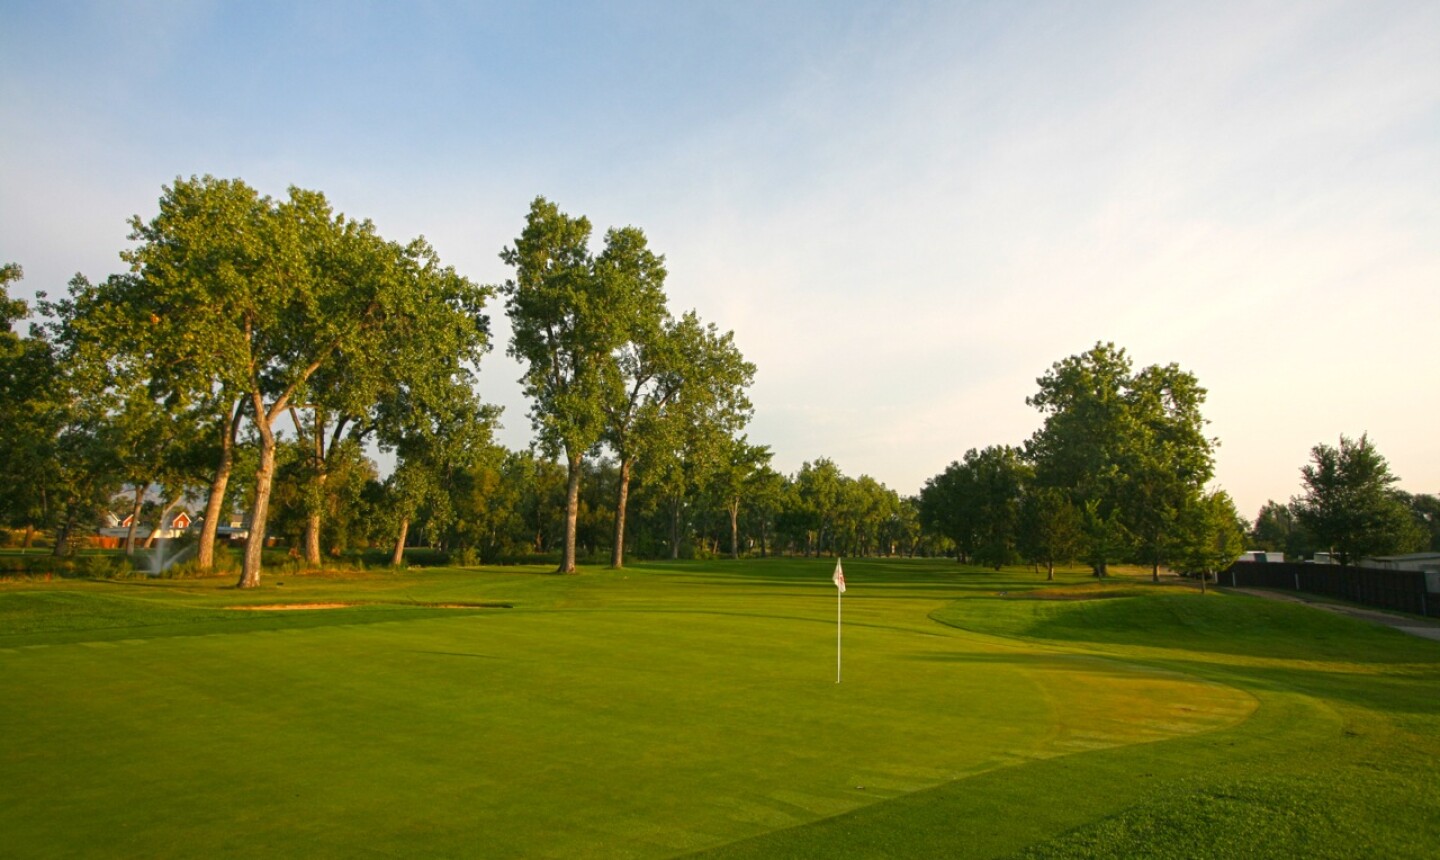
500,199 -> 660,572
1293,434 -> 1422,565
58,176 -> 493,586
1026,342 -> 1214,577
918,457 -> 980,563
0,265 -> 78,546
1173,490 -> 1246,591
1249,500 -> 1311,559
1019,485 -> 1083,580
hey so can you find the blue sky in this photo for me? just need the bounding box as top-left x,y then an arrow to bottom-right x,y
3,0 -> 1437,518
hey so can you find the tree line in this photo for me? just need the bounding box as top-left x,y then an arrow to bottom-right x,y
917,343 -> 1436,579
0,178 -> 933,584
917,342 -> 1245,582
5,180 -> 1430,584
1251,433 -> 1437,565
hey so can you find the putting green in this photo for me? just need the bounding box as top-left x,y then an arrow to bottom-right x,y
0,561 -> 1255,857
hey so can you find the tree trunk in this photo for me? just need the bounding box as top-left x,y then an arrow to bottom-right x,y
198,468 -> 232,570
728,498 -> 740,560
124,484 -> 145,555
239,402 -> 277,589
759,520 -> 769,558
144,492 -> 184,550
22,525 -> 34,550
559,453 -> 582,573
198,400 -> 243,570
669,498 -> 682,560
53,520 -> 69,557
611,458 -> 633,569
391,517 -> 409,567
301,408 -> 326,566
304,511 -> 322,565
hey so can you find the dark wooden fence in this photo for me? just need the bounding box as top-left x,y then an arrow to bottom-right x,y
1224,561 -> 1437,618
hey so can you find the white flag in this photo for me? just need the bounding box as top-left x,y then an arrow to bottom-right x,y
833,559 -> 846,593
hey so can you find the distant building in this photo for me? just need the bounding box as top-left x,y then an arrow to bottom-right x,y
95,511 -> 196,547
1237,550 -> 1285,563
95,511 -> 253,548
1362,552 -> 1440,574
214,520 -> 250,544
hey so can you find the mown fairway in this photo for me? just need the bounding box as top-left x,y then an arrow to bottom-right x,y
2,559 -> 1437,858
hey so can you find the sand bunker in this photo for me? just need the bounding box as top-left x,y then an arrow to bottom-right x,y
227,602 -> 510,611
229,603 -> 355,611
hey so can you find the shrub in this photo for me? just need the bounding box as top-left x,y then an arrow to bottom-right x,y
80,554 -> 134,579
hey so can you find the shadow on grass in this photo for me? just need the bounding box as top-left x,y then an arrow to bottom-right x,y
905,649 -> 1181,681
935,592 -> 1440,664
907,647 -> 1440,717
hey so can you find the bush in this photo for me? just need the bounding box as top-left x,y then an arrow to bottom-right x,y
405,548 -> 452,567
80,554 -> 136,580
158,556 -> 236,580
0,554 -> 79,577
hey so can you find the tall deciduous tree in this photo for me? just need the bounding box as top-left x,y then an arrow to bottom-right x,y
24,286 -> 122,556
1026,342 -> 1214,577
1123,363 -> 1214,580
0,265 -> 39,539
0,265 -> 73,547
710,437 -> 770,560
378,379 -> 498,566
919,447 -> 1030,568
1293,434 -> 1420,565
645,315 -> 756,563
793,458 -> 844,557
501,199 -> 683,572
919,458 -> 979,563
597,236 -> 673,569
968,446 -> 1031,570
106,176 -> 489,587
109,179 -> 280,572
501,200 -> 614,572
291,233 -> 493,566
742,464 -> 787,558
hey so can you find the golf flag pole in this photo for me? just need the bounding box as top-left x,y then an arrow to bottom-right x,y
833,558 -> 846,683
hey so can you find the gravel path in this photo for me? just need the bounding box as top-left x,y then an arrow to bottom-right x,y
1225,587 -> 1440,642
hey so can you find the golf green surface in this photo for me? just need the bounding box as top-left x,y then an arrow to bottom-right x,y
2,559 -> 1437,858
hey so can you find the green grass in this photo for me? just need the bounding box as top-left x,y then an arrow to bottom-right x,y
1,559 -> 1436,858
